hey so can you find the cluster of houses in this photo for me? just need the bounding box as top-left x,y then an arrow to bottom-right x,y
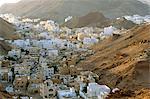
124,15 -> 150,24
0,14 -> 133,99
0,14 -> 119,46
0,52 -> 112,99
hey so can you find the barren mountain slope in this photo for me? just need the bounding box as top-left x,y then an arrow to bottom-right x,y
0,18 -> 19,40
111,17 -> 137,29
77,24 -> 150,98
0,41 -> 11,55
0,0 -> 149,22
62,12 -> 110,28
62,12 -> 136,29
0,18 -> 19,55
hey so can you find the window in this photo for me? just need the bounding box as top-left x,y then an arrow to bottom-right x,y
49,94 -> 53,97
47,82 -> 49,86
20,86 -> 23,88
34,90 -> 38,93
49,89 -> 53,92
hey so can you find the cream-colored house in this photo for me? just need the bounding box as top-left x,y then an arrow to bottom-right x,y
40,79 -> 56,99
13,76 -> 28,91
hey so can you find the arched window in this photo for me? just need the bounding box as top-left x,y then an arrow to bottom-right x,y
49,89 -> 53,92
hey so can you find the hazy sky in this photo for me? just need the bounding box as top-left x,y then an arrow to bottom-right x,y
138,0 -> 150,5
0,0 -> 149,7
0,0 -> 21,6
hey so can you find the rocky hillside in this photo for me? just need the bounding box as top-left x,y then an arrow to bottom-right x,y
77,24 -> 150,98
0,41 -> 12,55
0,0 -> 149,22
0,18 -> 19,40
0,18 -> 20,55
110,17 -> 137,29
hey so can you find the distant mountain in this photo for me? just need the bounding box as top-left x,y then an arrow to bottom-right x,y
62,12 -> 110,28
0,0 -> 149,23
62,12 -> 136,29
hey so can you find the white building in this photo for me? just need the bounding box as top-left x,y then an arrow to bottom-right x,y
6,85 -> 14,93
38,32 -> 51,39
124,15 -> 150,24
80,83 -> 111,99
14,64 -> 30,75
57,88 -> 77,99
102,26 -> 116,36
38,40 -> 54,49
43,67 -> 54,80
65,16 -> 73,22
12,39 -> 30,48
83,37 -> 99,45
47,49 -> 59,58
8,49 -> 21,59
44,20 -> 60,33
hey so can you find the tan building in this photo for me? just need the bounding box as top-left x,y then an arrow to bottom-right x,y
29,73 -> 43,84
28,83 -> 41,94
76,71 -> 99,83
0,60 -> 12,82
13,76 -> 28,90
27,47 -> 40,56
14,64 -> 30,75
59,75 -> 73,85
58,66 -> 70,75
58,66 -> 79,76
40,79 -> 56,99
